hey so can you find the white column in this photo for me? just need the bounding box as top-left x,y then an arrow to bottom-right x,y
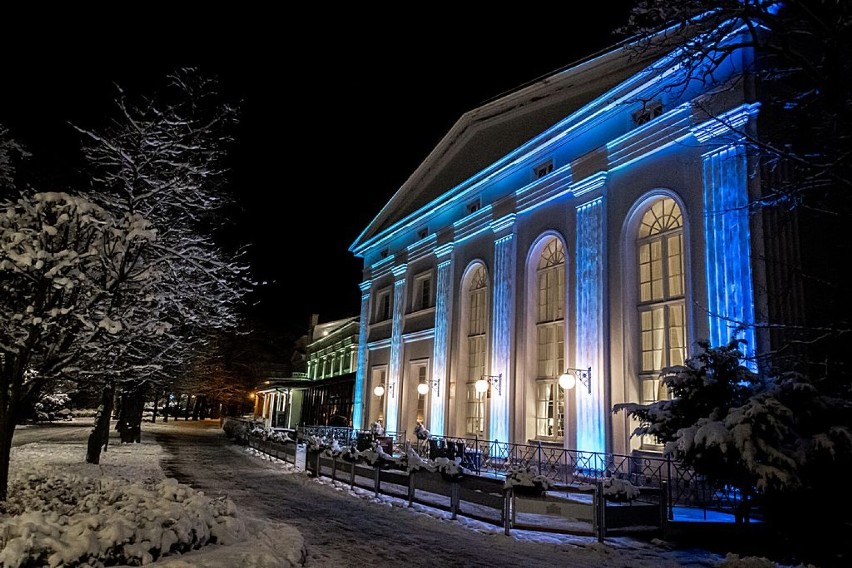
703,144 -> 757,365
490,215 -> 516,445
352,280 -> 371,429
386,265 -> 407,434
430,244 -> 454,436
575,197 -> 605,454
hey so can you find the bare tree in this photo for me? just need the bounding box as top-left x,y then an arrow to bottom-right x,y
0,69 -> 253,499
71,68 -> 252,463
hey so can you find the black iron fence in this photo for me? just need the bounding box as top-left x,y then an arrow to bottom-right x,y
292,424 -> 745,520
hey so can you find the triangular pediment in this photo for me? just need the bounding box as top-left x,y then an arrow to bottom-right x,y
351,39 -> 665,254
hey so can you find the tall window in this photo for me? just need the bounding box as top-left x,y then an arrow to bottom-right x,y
375,288 -> 391,322
465,266 -> 488,435
370,367 -> 387,424
412,272 -> 433,312
637,197 -> 686,447
413,362 -> 428,423
535,237 -> 566,439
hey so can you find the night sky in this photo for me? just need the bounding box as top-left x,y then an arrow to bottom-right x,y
0,6 -> 634,337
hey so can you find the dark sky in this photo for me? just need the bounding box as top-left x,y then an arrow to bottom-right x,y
0,7 -> 635,336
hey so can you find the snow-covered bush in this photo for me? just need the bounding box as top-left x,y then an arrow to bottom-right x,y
360,442 -> 400,469
221,417 -> 250,443
602,477 -> 640,502
0,473 -> 246,567
434,456 -> 465,481
322,439 -> 345,458
247,425 -> 294,444
403,446 -> 435,473
268,429 -> 294,444
341,445 -> 362,463
306,435 -> 329,452
32,392 -> 72,422
503,465 -> 552,492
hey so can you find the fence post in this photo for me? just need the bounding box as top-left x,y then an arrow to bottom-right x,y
666,455 -> 674,521
408,471 -> 416,507
537,441 -> 543,476
595,480 -> 605,543
450,481 -> 460,520
474,435 -> 481,475
503,489 -> 512,536
374,465 -> 381,498
660,480 -> 669,535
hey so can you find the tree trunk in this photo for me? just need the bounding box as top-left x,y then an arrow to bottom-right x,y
0,406 -> 17,502
192,395 -> 204,420
86,382 -> 115,464
151,391 -> 160,424
116,387 -> 145,444
183,395 -> 191,421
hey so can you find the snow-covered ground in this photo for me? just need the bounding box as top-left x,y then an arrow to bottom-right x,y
0,420 -> 809,567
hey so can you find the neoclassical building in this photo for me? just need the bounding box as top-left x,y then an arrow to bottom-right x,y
349,20 -> 770,457
254,315 -> 359,429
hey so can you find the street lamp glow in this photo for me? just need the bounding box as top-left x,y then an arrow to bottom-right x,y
417,382 -> 429,395
558,372 -> 576,390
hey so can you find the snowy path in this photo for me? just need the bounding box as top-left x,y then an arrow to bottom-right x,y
150,420 -> 727,568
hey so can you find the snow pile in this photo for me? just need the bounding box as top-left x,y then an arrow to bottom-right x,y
0,470 -> 246,567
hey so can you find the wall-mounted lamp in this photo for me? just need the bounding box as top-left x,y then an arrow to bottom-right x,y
374,383 -> 394,398
558,367 -> 592,394
475,373 -> 502,396
417,377 -> 441,396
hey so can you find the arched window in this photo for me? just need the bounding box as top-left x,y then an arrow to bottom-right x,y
534,237 -> 565,440
637,197 -> 686,446
465,266 -> 488,435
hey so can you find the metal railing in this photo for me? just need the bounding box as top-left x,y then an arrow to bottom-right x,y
416,433 -> 746,519
298,424 -> 406,450
288,424 -> 745,519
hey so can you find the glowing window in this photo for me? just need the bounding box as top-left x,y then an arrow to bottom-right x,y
465,266 -> 488,435
535,237 -> 565,440
535,380 -> 565,439
636,197 -> 686,449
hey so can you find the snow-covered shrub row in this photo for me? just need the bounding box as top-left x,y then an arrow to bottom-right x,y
250,426 -> 294,444
0,472 -> 246,567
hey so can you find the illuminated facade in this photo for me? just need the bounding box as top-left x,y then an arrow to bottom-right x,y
350,23 -> 767,456
254,316 -> 359,429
